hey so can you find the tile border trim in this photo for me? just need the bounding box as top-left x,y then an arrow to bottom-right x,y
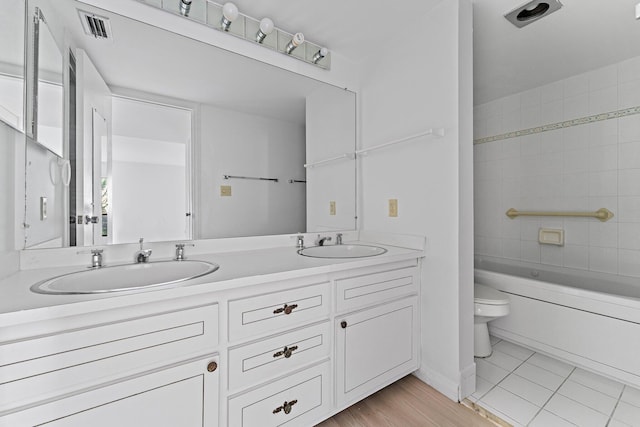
473,106 -> 640,145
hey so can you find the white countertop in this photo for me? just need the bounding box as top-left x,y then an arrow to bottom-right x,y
0,237 -> 424,326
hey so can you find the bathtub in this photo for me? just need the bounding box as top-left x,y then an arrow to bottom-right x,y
474,256 -> 640,389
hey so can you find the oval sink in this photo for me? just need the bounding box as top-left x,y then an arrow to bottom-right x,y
31,260 -> 219,295
298,244 -> 387,259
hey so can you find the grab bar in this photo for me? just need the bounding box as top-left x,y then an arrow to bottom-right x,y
506,208 -> 614,222
223,175 -> 278,182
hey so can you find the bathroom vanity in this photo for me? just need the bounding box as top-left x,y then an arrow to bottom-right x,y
0,235 -> 423,426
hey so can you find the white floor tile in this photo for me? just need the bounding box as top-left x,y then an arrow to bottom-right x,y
489,335 -> 502,346
527,353 -> 575,377
514,362 -> 565,391
544,394 -> 609,427
529,410 -> 577,427
621,385 -> 640,408
568,368 -> 624,398
557,380 -> 617,416
612,401 -> 640,426
476,358 -> 510,384
500,373 -> 554,407
482,349 -> 523,372
607,420 -> 633,427
472,376 -> 495,400
493,340 -> 535,361
480,387 -> 539,426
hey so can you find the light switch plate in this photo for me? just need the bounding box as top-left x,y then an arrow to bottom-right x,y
220,185 -> 232,197
329,201 -> 336,215
40,197 -> 47,220
389,199 -> 398,217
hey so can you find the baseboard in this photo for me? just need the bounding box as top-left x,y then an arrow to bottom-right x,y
459,362 -> 476,400
413,365 -> 460,402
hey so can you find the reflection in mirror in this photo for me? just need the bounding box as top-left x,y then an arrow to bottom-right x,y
34,7 -> 64,156
24,0 -> 357,248
0,0 -> 26,131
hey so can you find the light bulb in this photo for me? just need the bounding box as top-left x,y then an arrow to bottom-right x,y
221,2 -> 239,31
312,47 -> 329,64
256,17 -> 274,43
285,32 -> 304,54
222,2 -> 239,21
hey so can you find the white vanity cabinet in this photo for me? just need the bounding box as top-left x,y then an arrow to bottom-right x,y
1,248 -> 424,426
333,262 -> 420,407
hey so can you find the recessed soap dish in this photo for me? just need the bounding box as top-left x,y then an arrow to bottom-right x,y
539,228 -> 564,246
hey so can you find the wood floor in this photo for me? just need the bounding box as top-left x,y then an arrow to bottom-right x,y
316,375 -> 495,427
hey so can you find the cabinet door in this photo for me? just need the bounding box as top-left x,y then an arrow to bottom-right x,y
336,297 -> 419,407
1,356 -> 219,427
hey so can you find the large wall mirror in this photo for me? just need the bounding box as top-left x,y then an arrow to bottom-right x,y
0,0 -> 26,132
22,0 -> 356,249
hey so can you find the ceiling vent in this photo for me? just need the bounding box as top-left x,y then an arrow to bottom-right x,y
504,0 -> 563,28
78,10 -> 113,40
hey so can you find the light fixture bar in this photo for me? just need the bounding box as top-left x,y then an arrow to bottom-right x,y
135,0 -> 330,69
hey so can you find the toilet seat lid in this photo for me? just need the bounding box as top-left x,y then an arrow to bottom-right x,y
474,283 -> 509,305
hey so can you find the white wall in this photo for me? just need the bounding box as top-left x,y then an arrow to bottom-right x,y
306,87 -> 356,232
0,121 -> 21,278
474,55 -> 640,278
197,104 -> 305,238
358,0 -> 474,400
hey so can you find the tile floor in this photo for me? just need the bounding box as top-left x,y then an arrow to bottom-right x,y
469,336 -> 640,427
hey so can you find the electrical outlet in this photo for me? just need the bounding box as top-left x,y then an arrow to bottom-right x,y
329,201 -> 336,216
220,185 -> 232,197
388,199 -> 398,217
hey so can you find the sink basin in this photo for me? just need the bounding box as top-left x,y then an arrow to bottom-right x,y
297,244 -> 387,259
31,260 -> 219,295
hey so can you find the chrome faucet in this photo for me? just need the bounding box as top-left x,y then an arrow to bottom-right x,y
89,249 -> 103,268
315,235 -> 332,246
134,237 -> 152,263
336,233 -> 343,245
296,234 -> 305,249
175,243 -> 194,261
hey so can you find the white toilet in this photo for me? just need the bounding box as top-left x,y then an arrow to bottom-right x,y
474,283 -> 510,357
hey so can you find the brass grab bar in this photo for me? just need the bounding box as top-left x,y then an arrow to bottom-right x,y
505,208 -> 614,222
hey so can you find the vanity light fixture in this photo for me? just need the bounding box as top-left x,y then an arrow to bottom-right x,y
312,47 -> 328,64
179,0 -> 192,17
285,32 -> 304,54
221,2 -> 239,31
256,17 -> 274,43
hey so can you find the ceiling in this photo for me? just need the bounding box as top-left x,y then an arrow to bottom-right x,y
473,0 -> 640,105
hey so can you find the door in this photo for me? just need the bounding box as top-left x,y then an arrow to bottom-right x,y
336,297 -> 419,406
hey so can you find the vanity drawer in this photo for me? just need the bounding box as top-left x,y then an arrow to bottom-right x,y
228,361 -> 331,427
228,282 -> 330,341
335,266 -> 419,312
228,321 -> 330,392
0,303 -> 218,412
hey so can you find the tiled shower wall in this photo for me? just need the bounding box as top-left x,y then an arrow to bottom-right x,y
473,56 -> 640,278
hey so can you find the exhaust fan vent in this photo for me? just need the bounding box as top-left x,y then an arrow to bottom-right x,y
78,10 -> 112,39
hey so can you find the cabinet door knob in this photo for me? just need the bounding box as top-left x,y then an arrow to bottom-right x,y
207,361 -> 218,372
341,320 -> 348,329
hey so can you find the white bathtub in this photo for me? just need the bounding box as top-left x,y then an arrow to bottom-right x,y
474,256 -> 640,388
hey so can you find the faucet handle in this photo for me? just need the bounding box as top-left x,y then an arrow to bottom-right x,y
175,243 -> 194,260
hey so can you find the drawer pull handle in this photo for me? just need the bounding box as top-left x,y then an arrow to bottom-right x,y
341,320 -> 348,329
207,361 -> 218,372
273,303 -> 298,315
273,399 -> 298,415
273,345 -> 299,359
